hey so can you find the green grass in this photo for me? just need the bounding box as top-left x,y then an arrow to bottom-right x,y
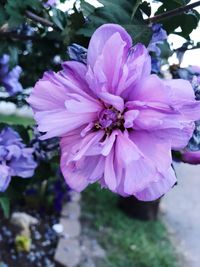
0,114 -> 34,126
82,185 -> 179,267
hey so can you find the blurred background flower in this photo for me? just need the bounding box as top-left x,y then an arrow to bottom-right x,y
0,127 -> 37,192
0,55 -> 23,96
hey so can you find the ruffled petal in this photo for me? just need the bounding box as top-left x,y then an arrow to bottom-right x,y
119,44 -> 151,97
130,131 -> 172,173
124,110 -> 139,128
28,76 -> 102,139
134,167 -> 176,201
61,150 -> 104,192
104,148 -> 117,191
126,74 -> 170,102
153,123 -> 195,150
115,131 -> 157,195
99,92 -> 124,112
9,148 -> 37,178
0,127 -> 22,147
87,24 -> 132,68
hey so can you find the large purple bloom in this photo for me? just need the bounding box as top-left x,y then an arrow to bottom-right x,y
0,54 -> 23,96
0,127 -> 37,192
28,24 -> 200,201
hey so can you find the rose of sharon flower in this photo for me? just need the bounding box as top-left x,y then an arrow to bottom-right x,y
28,24 -> 200,201
0,127 -> 37,192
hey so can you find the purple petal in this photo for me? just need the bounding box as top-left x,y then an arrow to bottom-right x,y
182,150 -> 200,165
134,167 -> 176,201
0,127 -> 22,147
0,165 -> 11,192
9,148 -> 37,178
87,24 -> 132,68
120,44 -> 151,97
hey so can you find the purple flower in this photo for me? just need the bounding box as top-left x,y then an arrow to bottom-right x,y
44,0 -> 56,7
0,54 -> 23,96
188,65 -> 200,74
148,24 -> 167,56
0,127 -> 37,192
175,66 -> 200,100
28,24 -> 200,201
182,150 -> 200,165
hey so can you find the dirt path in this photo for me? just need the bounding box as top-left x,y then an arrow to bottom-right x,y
162,162 -> 200,267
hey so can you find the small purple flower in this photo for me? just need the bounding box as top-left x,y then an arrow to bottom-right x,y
188,65 -> 200,74
0,54 -> 23,96
67,44 -> 87,64
148,24 -> 167,56
44,0 -> 57,7
0,127 -> 37,192
176,66 -> 200,100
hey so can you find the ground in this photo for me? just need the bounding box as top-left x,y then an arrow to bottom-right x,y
162,162 -> 200,267
81,184 -> 179,267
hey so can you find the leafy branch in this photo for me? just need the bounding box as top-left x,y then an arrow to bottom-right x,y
25,10 -> 55,28
146,0 -> 200,23
131,0 -> 142,20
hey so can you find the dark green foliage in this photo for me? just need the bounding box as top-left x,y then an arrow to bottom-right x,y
0,6 -> 8,26
51,8 -> 67,30
155,0 -> 199,39
5,0 -> 42,26
79,0 -> 153,46
0,196 -> 10,218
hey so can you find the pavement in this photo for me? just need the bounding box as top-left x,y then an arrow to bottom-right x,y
162,162 -> 200,267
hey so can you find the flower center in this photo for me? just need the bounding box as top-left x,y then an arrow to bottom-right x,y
95,107 -> 124,133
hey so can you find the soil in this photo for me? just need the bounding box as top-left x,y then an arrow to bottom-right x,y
0,207 -> 63,267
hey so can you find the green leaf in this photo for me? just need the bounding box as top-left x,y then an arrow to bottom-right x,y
140,1 -> 151,17
5,0 -> 42,26
51,8 -> 66,30
79,0 -> 152,46
0,197 -> 10,218
173,0 -> 191,4
61,5 -> 85,44
125,24 -> 152,46
180,11 -> 199,38
155,0 -> 191,4
8,46 -> 19,67
158,41 -> 173,59
0,7 -> 8,26
155,0 -> 199,39
81,1 -> 96,17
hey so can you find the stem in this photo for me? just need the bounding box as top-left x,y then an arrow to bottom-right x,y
25,10 -> 55,28
131,0 -> 142,20
146,0 -> 200,23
